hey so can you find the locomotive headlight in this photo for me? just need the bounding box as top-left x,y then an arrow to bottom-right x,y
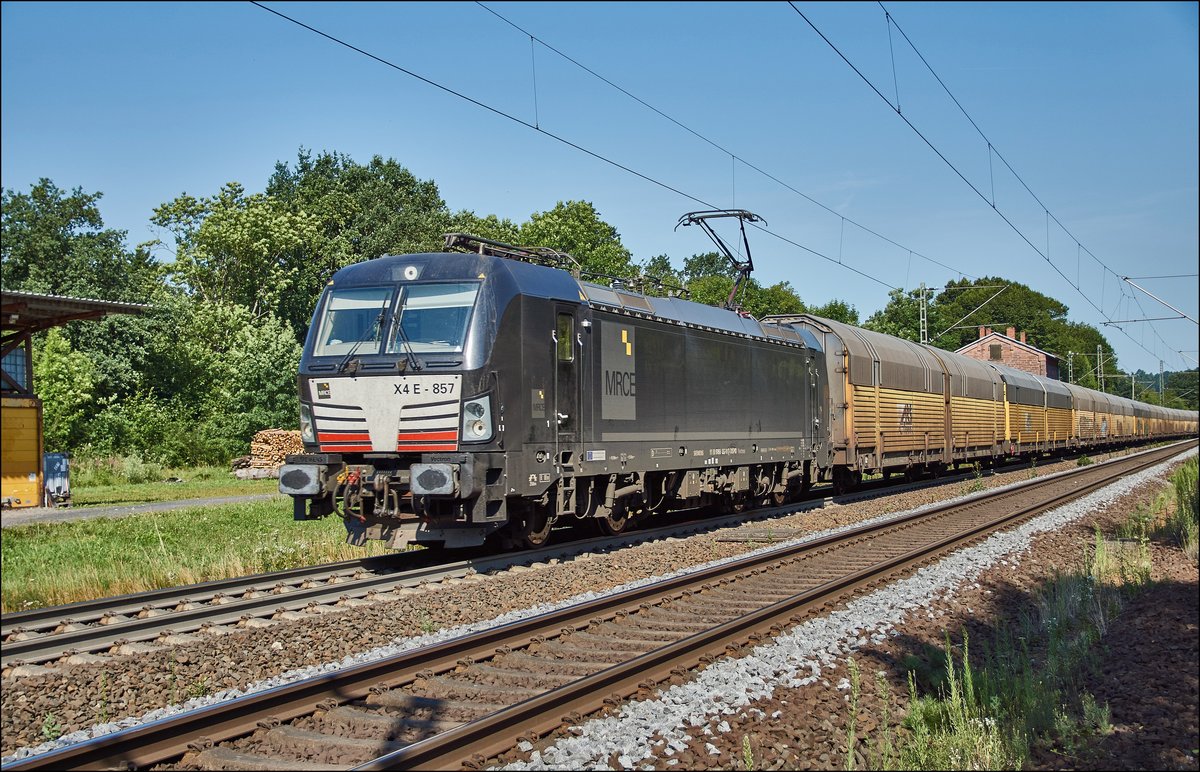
461,397 -> 493,442
299,404 -> 315,444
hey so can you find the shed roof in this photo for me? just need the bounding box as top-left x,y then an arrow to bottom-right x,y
1,290 -> 147,335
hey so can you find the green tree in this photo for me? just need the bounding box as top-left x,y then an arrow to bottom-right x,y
807,298 -> 859,325
517,200 -> 634,279
33,329 -> 96,452
862,277 -> 1124,382
932,277 -> 1067,352
1049,320 -> 1115,388
84,295 -> 302,465
266,150 -> 454,336
748,280 -> 807,317
268,149 -> 451,259
151,182 -> 322,319
680,251 -> 738,282
449,210 -> 521,245
2,178 -> 164,403
863,287 -> 923,340
638,253 -> 685,297
1,178 -> 159,301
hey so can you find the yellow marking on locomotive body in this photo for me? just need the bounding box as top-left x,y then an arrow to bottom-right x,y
622,329 -> 632,356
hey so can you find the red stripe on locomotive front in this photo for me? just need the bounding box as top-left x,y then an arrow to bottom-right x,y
318,432 -> 372,443
396,431 -> 459,442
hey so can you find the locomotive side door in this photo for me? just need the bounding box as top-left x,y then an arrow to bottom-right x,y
552,304 -> 581,457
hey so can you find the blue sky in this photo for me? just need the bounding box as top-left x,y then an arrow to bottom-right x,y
2,1 -> 1197,377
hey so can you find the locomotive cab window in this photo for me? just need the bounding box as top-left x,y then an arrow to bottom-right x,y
312,287 -> 393,357
387,282 -> 479,354
557,314 -> 574,362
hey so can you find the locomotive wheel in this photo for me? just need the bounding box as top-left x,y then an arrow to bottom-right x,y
515,504 -> 553,548
595,508 -> 630,536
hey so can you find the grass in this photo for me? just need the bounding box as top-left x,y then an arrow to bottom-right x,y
846,461 -> 1198,770
959,462 -> 985,495
1164,458 -> 1198,563
72,477 -> 279,507
1,498 -> 390,612
66,458 -> 278,507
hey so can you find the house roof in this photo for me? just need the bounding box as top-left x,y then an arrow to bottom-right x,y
956,331 -> 1060,362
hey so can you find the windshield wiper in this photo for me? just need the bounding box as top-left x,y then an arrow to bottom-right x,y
388,309 -> 425,372
337,303 -> 388,374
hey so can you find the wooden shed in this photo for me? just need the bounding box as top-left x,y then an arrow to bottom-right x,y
1,290 -> 146,508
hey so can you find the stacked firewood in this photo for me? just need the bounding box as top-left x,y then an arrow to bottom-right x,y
249,429 -> 304,468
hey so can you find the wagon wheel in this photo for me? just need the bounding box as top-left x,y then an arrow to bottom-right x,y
727,492 -> 750,514
595,506 -> 630,536
831,467 -> 859,496
768,489 -> 788,507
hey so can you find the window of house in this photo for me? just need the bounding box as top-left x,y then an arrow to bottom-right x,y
989,344 -> 1002,361
1,345 -> 28,391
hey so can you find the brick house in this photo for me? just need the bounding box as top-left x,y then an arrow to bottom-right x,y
955,326 -> 1061,380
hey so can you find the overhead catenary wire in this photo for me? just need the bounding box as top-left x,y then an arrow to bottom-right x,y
874,3 -> 1195,369
474,1 -> 975,283
790,1 -> 1192,371
250,1 -> 898,291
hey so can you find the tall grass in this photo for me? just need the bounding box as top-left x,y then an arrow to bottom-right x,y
1,500 -> 389,612
851,463 -> 1192,770
1165,458 -> 1198,562
899,635 -> 1026,770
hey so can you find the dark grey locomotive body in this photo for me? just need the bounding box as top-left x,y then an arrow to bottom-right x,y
281,244 -> 830,549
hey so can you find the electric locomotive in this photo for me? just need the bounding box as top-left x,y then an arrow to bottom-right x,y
280,230 -> 831,550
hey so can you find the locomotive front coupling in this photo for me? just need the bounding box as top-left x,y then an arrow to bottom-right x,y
280,453 -> 344,520
409,453 -> 486,498
281,452 -> 490,521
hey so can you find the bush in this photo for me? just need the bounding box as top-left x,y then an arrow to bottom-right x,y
70,455 -> 164,487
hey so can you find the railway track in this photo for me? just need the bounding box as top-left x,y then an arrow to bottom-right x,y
5,441 -> 1189,771
1,452 -> 1024,671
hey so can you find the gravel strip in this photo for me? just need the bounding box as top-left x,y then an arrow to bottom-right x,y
496,448 -> 1196,771
1,445 -> 1186,762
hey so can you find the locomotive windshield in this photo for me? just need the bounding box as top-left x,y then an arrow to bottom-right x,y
312,286 -> 392,357
386,282 -> 479,354
311,283 -> 480,358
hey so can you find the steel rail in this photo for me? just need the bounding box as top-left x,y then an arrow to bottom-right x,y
362,442 -> 1194,769
0,452 -> 1016,668
1,553 -> 412,635
5,441 -> 1188,771
2,438 -> 1137,639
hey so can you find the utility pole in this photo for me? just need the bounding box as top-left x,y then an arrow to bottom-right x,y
1067,351 -> 1074,384
1130,371 -> 1134,399
919,282 -> 928,345
1097,345 -> 1104,392
1160,360 -> 1164,397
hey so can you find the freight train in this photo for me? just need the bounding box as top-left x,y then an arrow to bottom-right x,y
279,225 -> 1198,551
